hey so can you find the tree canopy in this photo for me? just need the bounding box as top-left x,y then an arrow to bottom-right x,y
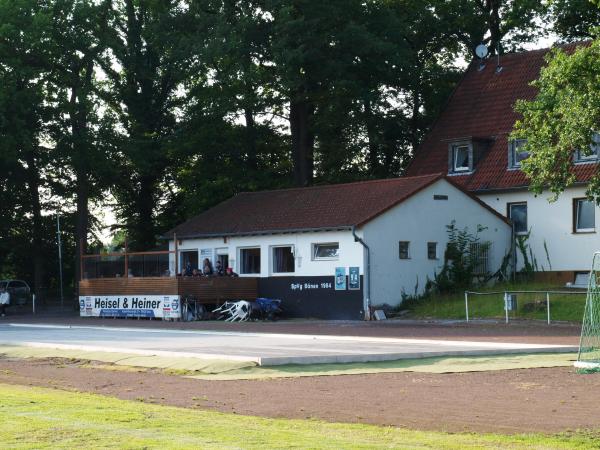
513,1 -> 600,201
0,0 -> 567,300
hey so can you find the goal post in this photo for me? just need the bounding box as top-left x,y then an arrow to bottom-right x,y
575,252 -> 600,369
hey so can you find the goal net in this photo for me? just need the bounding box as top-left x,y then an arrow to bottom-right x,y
576,252 -> 600,369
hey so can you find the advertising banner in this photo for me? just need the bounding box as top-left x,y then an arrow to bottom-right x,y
79,295 -> 181,319
348,267 -> 360,290
334,267 -> 346,291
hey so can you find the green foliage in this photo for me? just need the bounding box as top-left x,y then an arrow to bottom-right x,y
513,37 -> 600,201
0,0 -> 564,293
430,221 -> 491,293
550,0 -> 600,40
515,231 -> 538,277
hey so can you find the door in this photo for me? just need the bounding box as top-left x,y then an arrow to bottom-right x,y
180,250 -> 199,275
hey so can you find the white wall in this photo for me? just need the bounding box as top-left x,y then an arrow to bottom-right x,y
362,179 -> 512,305
168,230 -> 364,278
479,186 -> 600,272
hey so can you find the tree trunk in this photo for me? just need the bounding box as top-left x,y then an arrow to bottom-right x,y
290,96 -> 314,186
74,175 -> 89,287
25,148 -> 45,302
244,104 -> 258,170
135,174 -> 156,250
486,0 -> 501,56
364,97 -> 381,176
410,88 -> 421,153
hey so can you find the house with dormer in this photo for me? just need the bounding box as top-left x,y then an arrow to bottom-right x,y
407,43 -> 599,286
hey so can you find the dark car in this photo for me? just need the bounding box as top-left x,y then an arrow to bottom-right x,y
0,280 -> 32,306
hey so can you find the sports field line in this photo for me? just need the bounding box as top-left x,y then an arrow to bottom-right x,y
7,322 -> 577,349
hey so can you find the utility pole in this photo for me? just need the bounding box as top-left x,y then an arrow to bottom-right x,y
57,214 -> 64,310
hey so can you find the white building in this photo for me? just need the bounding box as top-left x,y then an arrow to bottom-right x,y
407,43 -> 599,285
166,174 -> 511,319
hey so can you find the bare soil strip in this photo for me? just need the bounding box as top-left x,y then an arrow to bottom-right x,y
1,356 -> 599,434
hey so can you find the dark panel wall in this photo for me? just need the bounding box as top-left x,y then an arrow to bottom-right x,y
258,276 -> 364,320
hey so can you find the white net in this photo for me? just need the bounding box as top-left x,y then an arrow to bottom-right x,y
576,252 -> 600,369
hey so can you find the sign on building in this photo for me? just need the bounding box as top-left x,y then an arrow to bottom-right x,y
335,267 -> 346,291
349,266 -> 360,290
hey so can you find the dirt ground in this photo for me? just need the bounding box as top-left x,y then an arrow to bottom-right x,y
4,315 -> 581,345
1,356 -> 599,434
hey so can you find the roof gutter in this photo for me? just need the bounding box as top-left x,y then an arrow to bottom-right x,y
161,226 -> 353,241
352,226 -> 371,321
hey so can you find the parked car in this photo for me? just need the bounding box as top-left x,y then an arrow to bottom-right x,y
0,280 -> 32,306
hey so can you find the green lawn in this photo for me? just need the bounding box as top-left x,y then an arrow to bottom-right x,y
405,282 -> 587,322
0,383 -> 598,449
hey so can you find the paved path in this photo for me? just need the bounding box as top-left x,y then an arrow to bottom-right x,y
0,323 -> 578,366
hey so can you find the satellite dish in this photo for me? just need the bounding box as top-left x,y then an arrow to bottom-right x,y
475,44 -> 488,59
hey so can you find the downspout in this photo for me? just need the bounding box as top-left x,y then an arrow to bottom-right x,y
352,226 -> 371,321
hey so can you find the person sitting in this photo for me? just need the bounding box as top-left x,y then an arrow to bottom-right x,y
226,267 -> 239,277
202,258 -> 214,276
184,262 -> 193,277
215,260 -> 225,276
191,268 -> 202,277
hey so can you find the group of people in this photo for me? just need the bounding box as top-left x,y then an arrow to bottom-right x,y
181,258 -> 238,278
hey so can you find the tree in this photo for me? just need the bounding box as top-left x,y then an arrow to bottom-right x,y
439,0 -> 548,57
47,0 -> 112,286
513,38 -> 600,200
96,0 -> 200,250
550,0 -> 600,41
0,0 -> 55,296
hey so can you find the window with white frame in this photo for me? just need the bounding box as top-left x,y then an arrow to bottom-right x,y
451,143 -> 470,173
508,202 -> 528,235
312,242 -> 339,260
239,247 -> 261,274
399,241 -> 410,259
427,242 -> 438,260
509,139 -> 529,168
574,132 -> 600,162
574,198 -> 595,233
272,245 -> 295,273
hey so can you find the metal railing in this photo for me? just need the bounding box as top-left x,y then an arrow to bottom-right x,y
464,289 -> 586,324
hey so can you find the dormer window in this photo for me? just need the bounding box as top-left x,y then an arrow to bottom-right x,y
449,142 -> 472,173
574,132 -> 600,163
509,139 -> 529,168
453,145 -> 470,171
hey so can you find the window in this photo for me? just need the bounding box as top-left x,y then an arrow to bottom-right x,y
451,144 -> 470,172
180,250 -> 199,271
509,139 -> 529,168
508,202 -> 527,235
215,248 -> 229,270
272,246 -> 295,273
312,243 -> 339,260
239,247 -> 261,274
574,132 -> 600,162
399,241 -> 410,259
574,198 -> 595,233
470,242 -> 490,275
427,242 -> 438,260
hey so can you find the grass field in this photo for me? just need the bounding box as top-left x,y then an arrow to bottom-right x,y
0,383 -> 598,449
405,282 -> 586,322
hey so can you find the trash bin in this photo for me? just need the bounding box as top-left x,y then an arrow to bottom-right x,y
504,293 -> 517,311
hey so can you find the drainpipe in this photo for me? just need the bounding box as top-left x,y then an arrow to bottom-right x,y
352,226 -> 371,321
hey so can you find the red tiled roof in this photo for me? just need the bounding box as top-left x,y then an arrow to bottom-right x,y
406,43 -> 596,191
166,173 -> 448,238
